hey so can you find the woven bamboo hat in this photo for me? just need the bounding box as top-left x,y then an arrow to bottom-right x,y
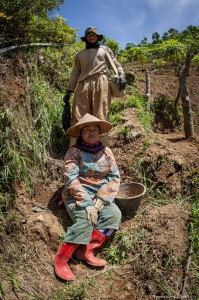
66,113 -> 112,137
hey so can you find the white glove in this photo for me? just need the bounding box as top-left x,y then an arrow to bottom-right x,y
93,198 -> 104,211
85,206 -> 98,224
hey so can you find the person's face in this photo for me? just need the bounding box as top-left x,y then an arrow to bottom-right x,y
81,124 -> 100,145
86,32 -> 98,43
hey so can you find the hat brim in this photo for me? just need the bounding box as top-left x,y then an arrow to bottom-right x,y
81,34 -> 103,42
66,120 -> 112,137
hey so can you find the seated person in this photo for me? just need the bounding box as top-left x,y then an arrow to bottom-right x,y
54,113 -> 121,280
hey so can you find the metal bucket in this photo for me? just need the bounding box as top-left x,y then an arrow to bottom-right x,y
115,182 -> 146,218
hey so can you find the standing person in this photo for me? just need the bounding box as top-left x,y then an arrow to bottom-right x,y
54,113 -> 122,281
62,26 -> 126,133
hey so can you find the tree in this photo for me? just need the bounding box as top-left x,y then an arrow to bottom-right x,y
125,43 -> 135,50
145,68 -> 151,110
192,54 -> 199,75
126,46 -> 151,67
152,32 -> 160,44
157,40 -> 186,63
140,37 -> 148,45
167,28 -> 179,39
174,52 -> 194,139
0,0 -> 65,44
181,25 -> 199,42
103,38 -> 119,56
162,32 -> 169,41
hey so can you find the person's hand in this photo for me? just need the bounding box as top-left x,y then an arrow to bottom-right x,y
93,198 -> 104,211
117,73 -> 126,90
85,206 -> 98,224
63,90 -> 72,103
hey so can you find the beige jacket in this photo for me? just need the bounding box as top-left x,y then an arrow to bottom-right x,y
67,46 -> 124,92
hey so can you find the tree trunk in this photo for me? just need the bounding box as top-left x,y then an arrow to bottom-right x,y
179,52 -> 194,139
145,68 -> 151,110
174,89 -> 181,106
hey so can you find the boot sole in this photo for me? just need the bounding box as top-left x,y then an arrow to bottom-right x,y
55,268 -> 76,281
74,254 -> 107,267
86,261 -> 107,267
55,272 -> 76,281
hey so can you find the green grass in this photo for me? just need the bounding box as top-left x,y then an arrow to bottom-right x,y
110,95 -> 154,132
102,228 -> 150,264
151,93 -> 183,130
188,171 -> 199,274
50,278 -> 91,299
109,112 -> 122,125
0,71 -> 68,198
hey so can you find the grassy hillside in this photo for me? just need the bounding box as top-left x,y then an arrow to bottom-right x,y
0,23 -> 199,299
0,48 -> 199,299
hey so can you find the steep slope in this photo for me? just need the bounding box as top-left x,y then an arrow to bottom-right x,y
0,53 -> 198,300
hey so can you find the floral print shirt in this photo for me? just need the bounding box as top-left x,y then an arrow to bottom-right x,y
62,146 -> 120,209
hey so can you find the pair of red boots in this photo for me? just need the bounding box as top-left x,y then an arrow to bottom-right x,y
54,228 -> 107,280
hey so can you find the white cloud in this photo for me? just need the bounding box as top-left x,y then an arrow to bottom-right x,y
148,0 -> 192,8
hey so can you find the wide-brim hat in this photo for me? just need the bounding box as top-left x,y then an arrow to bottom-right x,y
81,26 -> 103,42
66,113 -> 112,137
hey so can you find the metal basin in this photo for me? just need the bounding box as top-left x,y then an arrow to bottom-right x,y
115,182 -> 146,218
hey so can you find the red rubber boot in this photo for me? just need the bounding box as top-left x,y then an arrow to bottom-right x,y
74,229 -> 107,267
54,242 -> 79,280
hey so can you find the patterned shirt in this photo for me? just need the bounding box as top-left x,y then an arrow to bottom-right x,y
62,146 -> 120,209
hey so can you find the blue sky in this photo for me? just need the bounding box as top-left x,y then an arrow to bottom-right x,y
53,0 -> 199,48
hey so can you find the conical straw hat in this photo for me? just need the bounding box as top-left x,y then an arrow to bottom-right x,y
66,113 -> 112,137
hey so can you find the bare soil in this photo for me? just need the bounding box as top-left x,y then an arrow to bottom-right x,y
0,55 -> 199,300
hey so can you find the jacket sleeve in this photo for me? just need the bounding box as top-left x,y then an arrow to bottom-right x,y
63,148 -> 94,208
96,148 -> 120,204
107,47 -> 124,75
67,54 -> 81,92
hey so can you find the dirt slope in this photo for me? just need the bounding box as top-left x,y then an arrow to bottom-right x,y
1,55 -> 199,300
2,111 -> 197,300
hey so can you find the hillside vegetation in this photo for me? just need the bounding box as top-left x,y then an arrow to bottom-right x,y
0,1 -> 199,299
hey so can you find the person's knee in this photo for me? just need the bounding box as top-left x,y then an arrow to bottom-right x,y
105,204 -> 122,225
112,203 -> 122,215
112,205 -> 122,223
